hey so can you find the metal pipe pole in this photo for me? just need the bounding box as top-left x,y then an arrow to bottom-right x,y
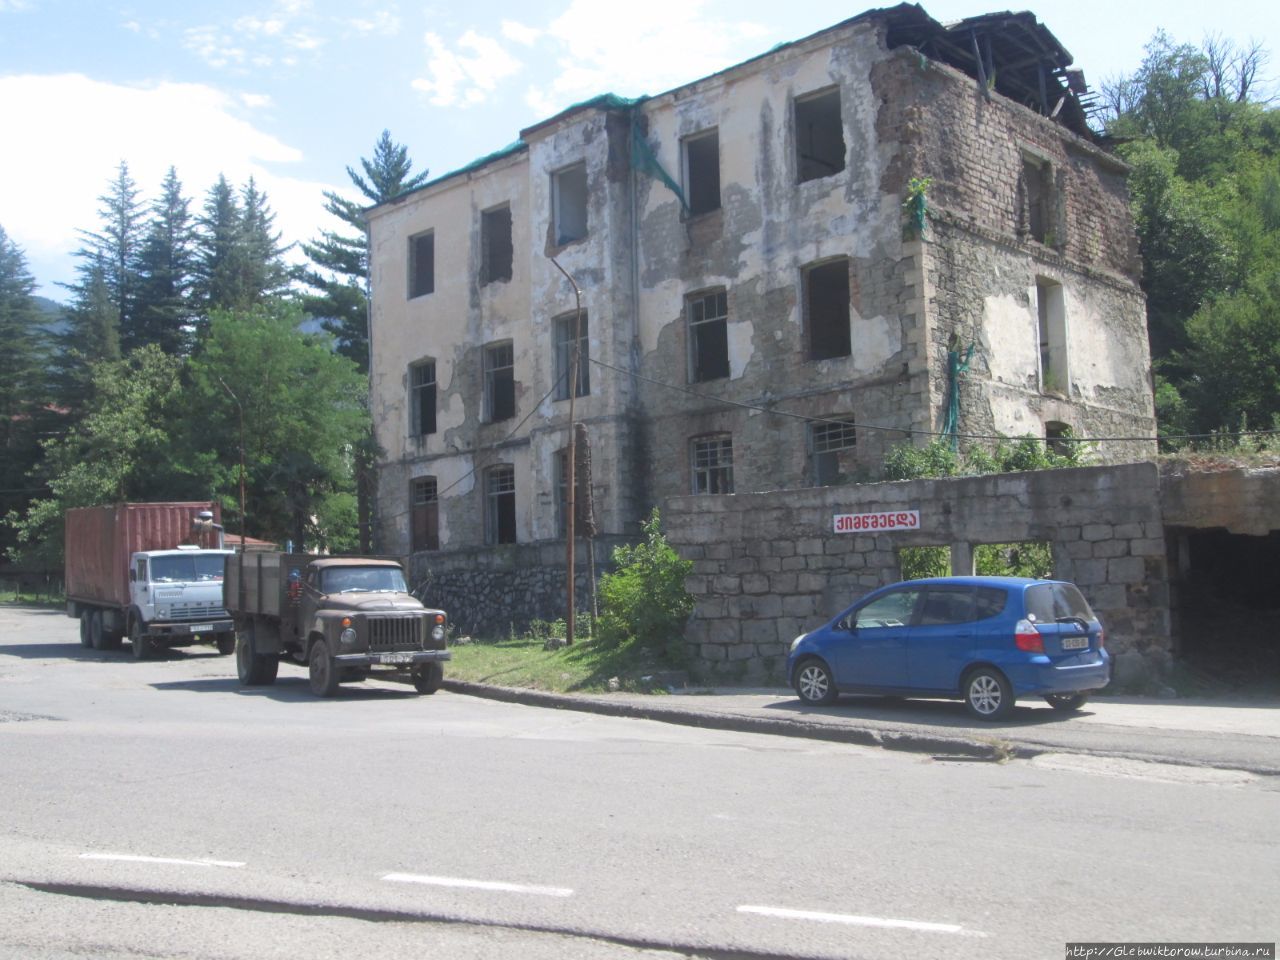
217,377 -> 247,552
549,257 -> 582,646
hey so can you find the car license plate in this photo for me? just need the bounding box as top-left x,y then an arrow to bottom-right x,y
1062,636 -> 1089,650
380,652 -> 414,664
190,624 -> 214,633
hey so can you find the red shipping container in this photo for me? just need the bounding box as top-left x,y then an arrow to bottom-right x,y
65,502 -> 222,608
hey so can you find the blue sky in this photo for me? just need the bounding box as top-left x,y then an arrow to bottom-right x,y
1,0 -> 1275,299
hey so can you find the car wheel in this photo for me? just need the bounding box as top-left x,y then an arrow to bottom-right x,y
129,616 -> 151,661
413,663 -> 444,695
89,611 -> 107,651
964,667 -> 1015,721
794,658 -> 838,706
309,639 -> 340,698
1044,693 -> 1089,712
79,611 -> 92,647
215,634 -> 236,656
236,625 -> 278,686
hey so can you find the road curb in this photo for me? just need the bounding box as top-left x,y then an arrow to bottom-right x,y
441,679 -> 1022,762
440,680 -> 1280,776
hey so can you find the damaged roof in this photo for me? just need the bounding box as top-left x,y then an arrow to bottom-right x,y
370,3 -> 1097,213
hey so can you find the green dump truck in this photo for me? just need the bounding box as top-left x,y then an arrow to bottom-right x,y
224,552 -> 450,698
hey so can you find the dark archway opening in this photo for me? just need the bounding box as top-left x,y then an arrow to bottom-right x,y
1169,528 -> 1280,693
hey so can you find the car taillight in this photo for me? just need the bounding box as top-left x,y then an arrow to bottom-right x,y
1097,628 -> 1105,649
1014,619 -> 1044,653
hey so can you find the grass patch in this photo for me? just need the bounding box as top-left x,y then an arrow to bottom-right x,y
446,634 -> 684,694
0,585 -> 64,609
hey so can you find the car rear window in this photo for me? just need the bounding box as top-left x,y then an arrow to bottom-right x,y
1025,582 -> 1095,622
917,587 -> 1008,625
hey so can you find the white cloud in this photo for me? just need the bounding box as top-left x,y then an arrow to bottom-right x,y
349,10 -> 399,35
523,0 -> 769,117
411,30 -> 523,107
0,0 -> 32,11
0,74 -> 335,294
501,20 -> 541,47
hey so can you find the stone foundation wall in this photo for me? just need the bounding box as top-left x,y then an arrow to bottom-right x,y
662,462 -> 1171,684
408,536 -> 631,637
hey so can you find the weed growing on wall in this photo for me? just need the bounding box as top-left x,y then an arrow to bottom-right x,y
596,509 -> 693,666
884,435 -> 1083,481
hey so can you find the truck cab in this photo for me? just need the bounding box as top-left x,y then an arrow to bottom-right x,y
128,546 -> 236,659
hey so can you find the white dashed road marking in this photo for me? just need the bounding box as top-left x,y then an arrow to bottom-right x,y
383,872 -> 574,897
79,853 -> 245,868
737,904 -> 987,937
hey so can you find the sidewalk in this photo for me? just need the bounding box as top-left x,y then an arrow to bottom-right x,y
441,680 -> 1280,776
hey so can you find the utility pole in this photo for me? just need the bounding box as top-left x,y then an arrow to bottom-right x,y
217,377 -> 247,552
550,258 -> 583,646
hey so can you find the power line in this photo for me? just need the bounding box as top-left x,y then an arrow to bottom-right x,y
586,355 -> 1280,446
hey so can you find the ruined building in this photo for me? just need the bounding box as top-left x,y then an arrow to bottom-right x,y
365,3 -> 1157,630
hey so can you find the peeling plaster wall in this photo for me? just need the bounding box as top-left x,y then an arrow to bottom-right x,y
632,22 -> 918,503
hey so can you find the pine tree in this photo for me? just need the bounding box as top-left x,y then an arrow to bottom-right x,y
298,130 -> 430,371
132,167 -> 196,355
0,225 -> 54,561
194,175 -> 245,319
75,161 -> 144,343
238,177 -> 291,305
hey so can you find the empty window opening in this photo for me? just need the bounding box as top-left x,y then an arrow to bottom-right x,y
682,130 -> 721,216
411,476 -> 439,552
810,418 -> 857,486
553,311 -> 590,400
975,541 -> 1053,579
1045,421 -> 1073,457
553,165 -> 588,245
795,88 -> 846,183
899,546 -> 951,581
408,231 -> 434,299
410,360 -> 437,437
481,205 -> 513,286
1022,156 -> 1052,243
691,434 -> 734,494
1036,278 -> 1067,395
484,342 -> 515,422
805,259 -> 852,360
688,290 -> 729,383
485,465 -> 517,545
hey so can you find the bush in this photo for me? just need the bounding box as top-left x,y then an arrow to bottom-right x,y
883,434 -> 1083,481
596,509 -> 693,665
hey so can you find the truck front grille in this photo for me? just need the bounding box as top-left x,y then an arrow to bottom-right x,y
367,617 -> 423,650
169,603 -> 229,622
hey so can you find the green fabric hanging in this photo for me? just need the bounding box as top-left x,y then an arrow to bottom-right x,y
942,337 -> 975,449
630,111 -> 689,212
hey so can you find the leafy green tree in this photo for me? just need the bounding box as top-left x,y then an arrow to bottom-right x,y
131,167 -> 196,355
298,130 -> 430,371
185,300 -> 368,550
8,346 -> 186,568
596,509 -> 694,666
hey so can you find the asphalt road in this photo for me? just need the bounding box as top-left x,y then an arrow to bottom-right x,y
1,604 -> 1276,959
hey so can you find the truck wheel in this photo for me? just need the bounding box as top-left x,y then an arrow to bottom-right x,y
308,639 -> 340,698
129,616 -> 152,661
236,626 -> 278,686
413,663 -> 444,695
89,611 -> 107,651
215,634 -> 236,656
79,611 -> 92,648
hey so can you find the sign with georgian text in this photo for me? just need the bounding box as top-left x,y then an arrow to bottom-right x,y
833,510 -> 921,534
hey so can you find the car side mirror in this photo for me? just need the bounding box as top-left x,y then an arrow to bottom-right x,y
837,617 -> 854,632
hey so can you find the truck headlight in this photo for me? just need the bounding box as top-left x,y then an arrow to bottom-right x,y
431,625 -> 445,642
339,628 -> 358,645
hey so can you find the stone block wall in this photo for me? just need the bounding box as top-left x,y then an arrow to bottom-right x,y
408,536 -> 630,637
662,462 -> 1170,683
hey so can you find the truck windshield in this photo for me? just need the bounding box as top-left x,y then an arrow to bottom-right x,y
150,554 -> 226,583
321,567 -> 407,594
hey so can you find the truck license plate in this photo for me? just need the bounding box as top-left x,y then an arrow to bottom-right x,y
380,652 -> 414,664
1061,636 -> 1089,650
190,624 -> 214,633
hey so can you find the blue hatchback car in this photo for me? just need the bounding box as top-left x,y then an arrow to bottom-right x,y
785,576 -> 1111,720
